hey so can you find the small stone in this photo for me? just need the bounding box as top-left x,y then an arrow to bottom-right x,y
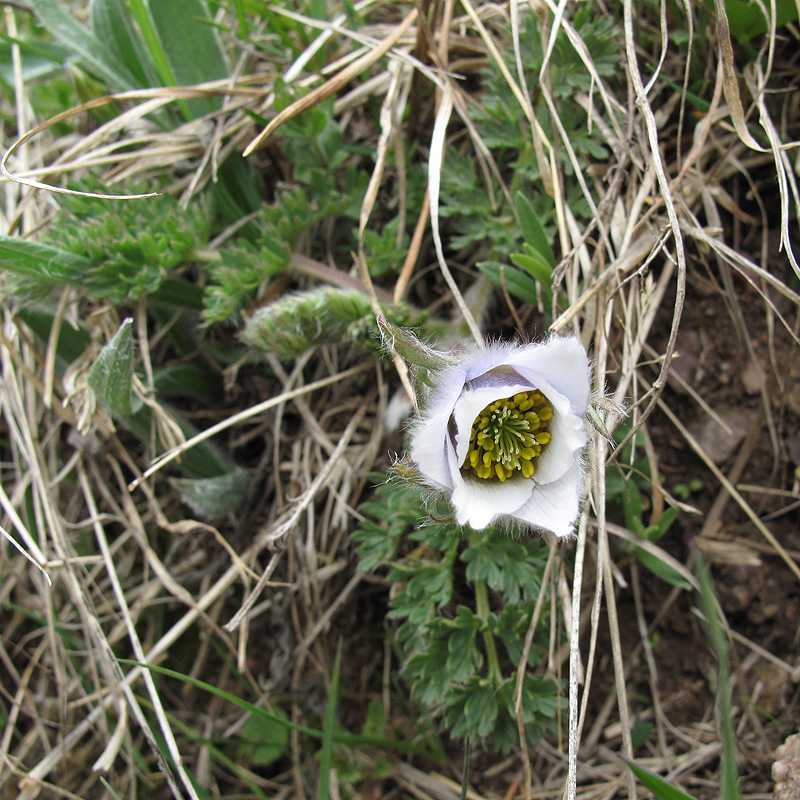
740,360 -> 765,395
691,407 -> 752,465
669,330 -> 701,392
773,732 -> 800,800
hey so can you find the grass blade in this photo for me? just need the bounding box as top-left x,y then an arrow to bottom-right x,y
696,554 -> 741,800
29,0 -> 138,90
147,0 -> 231,118
318,640 -> 343,800
90,0 -> 152,87
622,757 -> 699,800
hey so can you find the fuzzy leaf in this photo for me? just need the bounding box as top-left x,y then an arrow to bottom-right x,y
0,236 -> 91,284
377,317 -> 454,369
171,468 -> 250,521
88,318 -> 135,416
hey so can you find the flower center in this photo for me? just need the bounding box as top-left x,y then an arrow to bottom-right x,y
462,390 -> 554,482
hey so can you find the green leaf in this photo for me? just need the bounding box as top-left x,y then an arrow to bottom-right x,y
476,260 -> 540,305
0,38 -> 72,86
621,479 -> 644,534
0,236 -> 91,285
126,0 -> 182,110
631,716 -> 654,749
645,507 -> 679,542
695,555 -> 740,800
29,0 -> 139,90
88,318 -> 135,416
152,363 -> 224,404
240,711 -> 289,766
171,469 -> 250,521
100,778 -> 124,800
90,0 -> 151,87
633,548 -> 693,591
511,249 -> 554,288
120,659 -> 438,759
147,0 -> 231,118
719,0 -> 800,42
446,608 -> 481,682
464,680 -> 499,738
515,192 -> 555,269
622,758 -> 699,800
16,305 -> 91,367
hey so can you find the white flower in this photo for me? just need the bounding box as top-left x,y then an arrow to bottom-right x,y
409,337 -> 590,536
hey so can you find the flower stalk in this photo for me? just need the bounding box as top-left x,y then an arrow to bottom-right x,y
473,570 -> 503,687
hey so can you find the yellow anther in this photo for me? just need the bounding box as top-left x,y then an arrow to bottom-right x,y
460,389 -> 554,481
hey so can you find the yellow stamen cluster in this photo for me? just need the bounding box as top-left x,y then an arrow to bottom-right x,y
462,390 -> 553,482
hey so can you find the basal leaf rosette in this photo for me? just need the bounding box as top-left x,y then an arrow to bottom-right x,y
409,337 -> 590,536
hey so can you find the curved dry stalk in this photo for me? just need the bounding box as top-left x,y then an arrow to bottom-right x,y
1,83 -> 264,200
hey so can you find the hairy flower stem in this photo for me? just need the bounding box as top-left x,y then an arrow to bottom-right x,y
474,576 -> 503,687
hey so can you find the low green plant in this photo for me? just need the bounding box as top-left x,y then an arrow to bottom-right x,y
28,190 -> 211,303
353,477 -> 562,752
606,418 -> 687,588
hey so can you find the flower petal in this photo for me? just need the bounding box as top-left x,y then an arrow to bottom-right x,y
528,383 -> 587,485
512,461 -> 583,537
451,474 -> 535,530
506,336 -> 591,415
409,364 -> 467,489
462,342 -> 524,381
